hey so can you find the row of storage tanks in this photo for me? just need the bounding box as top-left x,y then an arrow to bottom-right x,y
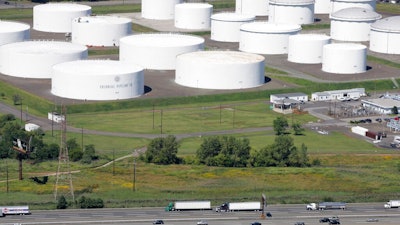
0,2 -> 399,101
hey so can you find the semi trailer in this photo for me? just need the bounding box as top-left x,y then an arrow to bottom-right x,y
215,202 -> 262,212
165,201 -> 211,211
306,202 -> 346,210
0,205 -> 31,216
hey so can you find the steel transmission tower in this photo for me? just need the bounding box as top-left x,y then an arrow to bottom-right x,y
54,105 -> 75,202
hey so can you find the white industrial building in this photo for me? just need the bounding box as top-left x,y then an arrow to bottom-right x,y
52,60 -> 144,100
33,3 -> 91,33
71,16 -> 132,47
141,0 -> 182,20
0,41 -> 88,79
175,51 -> 265,90
361,94 -> 400,115
315,0 -> 331,14
175,3 -> 213,30
322,43 -> 367,74
270,92 -> 308,103
269,0 -> 315,25
236,0 -> 269,16
211,12 -> 256,42
239,22 -> 302,54
0,21 -> 30,46
330,7 -> 381,42
288,34 -> 331,64
370,16 -> 400,54
330,0 -> 376,14
119,33 -> 204,70
311,88 -> 366,101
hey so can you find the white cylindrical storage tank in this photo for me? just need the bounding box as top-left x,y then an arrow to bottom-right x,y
71,16 -> 132,47
52,60 -> 144,100
211,12 -> 256,42
331,0 -> 375,14
0,21 -> 30,46
288,34 -> 331,64
269,0 -> 315,25
175,51 -> 265,90
236,0 -> 269,16
175,3 -> 213,29
120,33 -> 204,70
322,43 -> 367,74
142,0 -> 182,20
239,22 -> 302,54
315,0 -> 330,14
370,16 -> 400,54
33,3 -> 92,33
330,7 -> 381,42
0,41 -> 88,79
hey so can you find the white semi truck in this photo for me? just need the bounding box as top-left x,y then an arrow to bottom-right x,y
165,201 -> 211,211
306,202 -> 346,210
384,200 -> 400,208
215,202 -> 262,212
0,205 -> 31,216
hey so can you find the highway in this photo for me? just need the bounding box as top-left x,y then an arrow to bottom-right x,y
1,203 -> 400,225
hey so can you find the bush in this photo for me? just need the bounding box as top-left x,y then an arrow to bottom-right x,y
57,195 -> 68,209
78,196 -> 104,208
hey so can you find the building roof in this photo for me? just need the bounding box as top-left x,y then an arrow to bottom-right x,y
271,92 -> 307,98
361,98 -> 400,109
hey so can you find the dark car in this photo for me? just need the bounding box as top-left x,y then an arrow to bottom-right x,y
266,212 -> 272,217
294,222 -> 305,225
319,217 -> 330,223
250,222 -> 262,225
329,219 -> 340,225
365,119 -> 372,123
153,220 -> 164,224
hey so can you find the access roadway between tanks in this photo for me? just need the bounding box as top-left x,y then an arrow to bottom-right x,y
1,203 -> 400,225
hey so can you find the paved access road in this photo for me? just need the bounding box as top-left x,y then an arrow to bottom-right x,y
1,203 -> 400,225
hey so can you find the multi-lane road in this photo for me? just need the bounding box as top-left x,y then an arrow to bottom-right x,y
1,203 -> 400,225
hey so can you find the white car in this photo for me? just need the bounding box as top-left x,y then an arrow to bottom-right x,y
197,220 -> 208,225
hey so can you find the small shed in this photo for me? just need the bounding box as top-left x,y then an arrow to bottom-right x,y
270,92 -> 308,103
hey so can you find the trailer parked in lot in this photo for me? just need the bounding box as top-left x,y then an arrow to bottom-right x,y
306,202 -> 346,210
215,202 -> 262,212
165,201 -> 211,211
0,206 -> 31,216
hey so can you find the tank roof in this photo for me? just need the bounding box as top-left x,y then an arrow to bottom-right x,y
240,22 -> 302,33
120,33 -> 204,47
0,20 -> 30,32
331,0 -> 373,2
73,16 -> 132,24
270,0 -> 315,5
34,3 -> 91,11
178,51 -> 264,64
330,7 -> 381,21
175,3 -> 213,8
0,41 -> 87,54
371,16 -> 400,33
324,43 -> 367,50
53,60 -> 143,75
211,12 -> 256,21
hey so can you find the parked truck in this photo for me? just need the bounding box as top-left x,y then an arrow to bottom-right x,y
215,202 -> 262,212
165,201 -> 211,211
0,205 -> 31,216
384,200 -> 400,208
306,202 -> 346,210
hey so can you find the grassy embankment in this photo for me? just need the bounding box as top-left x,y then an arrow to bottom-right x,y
1,0 -> 400,209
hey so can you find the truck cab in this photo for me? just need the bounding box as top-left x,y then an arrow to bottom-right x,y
215,203 -> 229,212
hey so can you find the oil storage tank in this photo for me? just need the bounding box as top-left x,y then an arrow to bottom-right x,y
51,60 -> 144,100
120,33 -> 204,70
288,34 -> 331,64
211,12 -> 256,42
0,41 -> 88,79
142,0 -> 182,20
175,3 -> 213,29
269,0 -> 315,25
33,3 -> 91,33
175,51 -> 265,90
239,22 -> 302,54
0,21 -> 30,46
322,43 -> 367,74
71,16 -> 132,47
236,0 -> 269,16
315,0 -> 330,14
330,7 -> 381,42
370,16 -> 400,54
331,0 -> 376,14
